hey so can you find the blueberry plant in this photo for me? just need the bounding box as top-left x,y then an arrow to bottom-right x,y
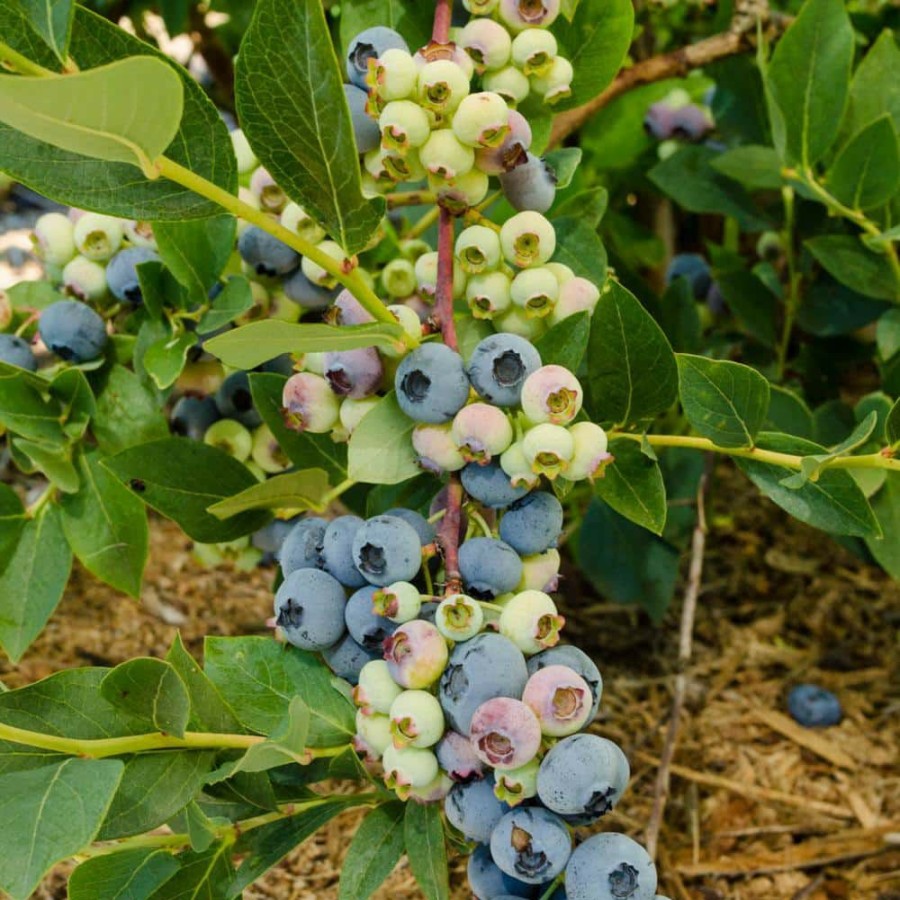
0,0 -> 897,898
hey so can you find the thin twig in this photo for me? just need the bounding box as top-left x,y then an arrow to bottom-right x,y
438,476 -> 464,596
645,457 -> 711,860
431,0 -> 452,44
435,207 -> 458,351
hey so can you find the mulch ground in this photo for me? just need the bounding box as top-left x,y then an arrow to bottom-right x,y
2,463 -> 897,900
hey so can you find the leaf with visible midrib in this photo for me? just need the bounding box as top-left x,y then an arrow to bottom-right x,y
0,57 -> 183,169
208,468 -> 329,519
404,802 -> 449,900
17,0 -> 74,62
100,657 -> 191,737
339,803 -> 406,900
68,847 -> 179,900
235,0 -> 384,254
348,391 -> 420,486
594,439 -> 667,535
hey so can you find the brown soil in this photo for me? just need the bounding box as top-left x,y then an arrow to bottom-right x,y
3,464 -> 899,900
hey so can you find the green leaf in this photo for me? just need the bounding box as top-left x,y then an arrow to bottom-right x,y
230,696 -> 311,773
796,275 -> 889,338
97,751 -> 215,840
68,847 -> 179,900
0,485 -> 25,566
0,740 -> 63,776
348,391 -> 419,486
765,0 -> 854,165
0,6 -> 235,219
102,437 -> 271,543
877,309 -> 900,361
6,278 -> 61,309
676,354 -> 771,449
551,216 -> 607,287
206,320 -> 403,370
735,433 -> 881,538
235,0 -> 383,254
142,328 -> 197,390
866,474 -> 900,578
249,372 -> 348,481
806,235 -> 899,302
543,148 -> 582,189
765,385 -> 814,439
338,0 -> 433,59
207,468 -> 329,519
780,410 -> 879,488
204,636 -> 355,746
827,116 -> 900,211
52,367 -> 95,439
92,364 -> 170,455
576,498 -> 679,622
197,277 -> 253,334
153,215 -> 236,304
100,657 -> 191,737
585,281 -> 678,426
534,311 -> 590,371
0,57 -> 182,170
339,802 -> 406,900
649,145 -> 769,230
404,801 -> 449,900
0,373 -> 65,444
16,0 -> 73,61
843,30 -> 900,141
11,438 -> 79,492
146,844 -> 235,900
886,397 -> 900,446
552,0 -> 634,109
181,802 -> 218,853
164,634 -> 242,734
229,796 -> 366,894
594,439 -> 666,535
552,186 -> 608,228
59,449 -> 148,597
710,145 -> 783,191
0,758 -> 124,900
658,276 -> 701,354
0,503 -> 72,663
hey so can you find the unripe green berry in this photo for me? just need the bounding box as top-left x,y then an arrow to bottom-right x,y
252,424 -> 291,473
250,167 -> 288,214
301,240 -> 351,288
455,225 -> 502,274
230,128 -> 258,174
418,60 -> 470,114
364,148 -> 398,185
466,270 -> 511,319
453,92 -> 511,149
339,396 -> 380,436
545,262 -> 575,285
301,351 -> 326,375
482,66 -> 531,105
355,709 -> 393,759
436,593 -> 484,641
387,303 -> 422,341
464,0 -> 499,13
281,203 -> 327,245
522,422 -> 574,480
495,307 -> 547,341
531,56 -> 574,105
399,238 -> 431,261
382,745 -> 440,797
565,421 -> 612,482
499,0 -> 561,33
430,169 -> 490,213
368,48 -> 418,101
32,212 -> 76,266
420,130 -> 475,181
416,251 -> 468,299
511,29 -> 558,76
73,213 -> 123,262
501,441 -> 541,488
510,267 -> 559,318
389,690 -> 445,749
62,255 -> 107,302
381,258 -> 418,298
500,211 -> 556,268
204,419 -> 253,462
380,100 -> 431,152
460,18 -> 512,73
386,148 -> 427,183
123,220 -> 157,249
499,589 -> 564,655
373,580 -> 423,623
354,660 -> 403,716
518,548 -> 561,592
549,275 -> 601,325
494,758 -> 540,805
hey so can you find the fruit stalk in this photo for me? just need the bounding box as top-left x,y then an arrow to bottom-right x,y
431,0 -> 452,44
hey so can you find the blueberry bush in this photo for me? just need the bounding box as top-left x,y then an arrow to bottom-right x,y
0,0 -> 897,897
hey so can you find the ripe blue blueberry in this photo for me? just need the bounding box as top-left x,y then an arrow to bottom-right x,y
0,333 -> 37,372
106,247 -> 160,304
238,226 -> 300,278
565,833 -> 658,900
321,515 -> 368,588
499,491 -> 564,556
446,776 -> 509,843
383,508 -> 436,546
537,734 -> 630,821
665,253 -> 712,300
527,645 -> 603,720
39,300 -> 108,363
459,537 -> 523,599
467,843 -> 537,900
670,104 -> 713,140
346,27 -> 409,90
643,102 -> 676,140
787,684 -> 843,728
322,633 -> 381,684
282,268 -> 339,310
438,632 -> 528,733
395,343 -> 470,424
461,461 -> 530,509
345,584 -> 397,651
279,516 -> 328,577
344,83 -> 381,154
274,567 -> 347,651
352,515 -> 422,586
324,347 -> 383,399
215,371 -> 262,428
251,517 -> 296,565
490,807 -> 571,885
500,154 -> 558,214
467,333 -> 542,408
170,395 -> 220,441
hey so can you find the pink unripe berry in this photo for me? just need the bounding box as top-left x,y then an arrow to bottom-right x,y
522,664 -> 592,736
389,690 -> 445,748
521,423 -> 575,480
460,18 -> 512,73
353,660 -> 403,716
494,757 -> 540,805
331,288 -> 375,325
549,275 -> 601,325
475,109 -> 533,175
566,421 -> 612,482
466,271 -> 512,320
436,593 -> 485,641
250,166 -> 287,213
323,347 -> 384,399
520,364 -> 583,425
436,730 -> 486,782
384,620 -> 449,689
453,92 -> 511,149
372,581 -> 422,623
499,590 -> 564,655
499,0 -> 561,32
469,697 -> 542,769
500,211 -> 556,268
282,372 -> 341,433
451,403 -> 514,464
412,423 -> 467,473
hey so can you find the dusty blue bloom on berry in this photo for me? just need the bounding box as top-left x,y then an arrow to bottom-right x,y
278,516 -> 327,577
787,684 -> 843,728
461,460 -> 530,509
170,395 -> 219,441
396,343 -> 470,424
644,102 -> 677,140
331,288 -> 376,325
346,26 -> 409,89
352,515 -> 422,586
528,645 -> 602,720
469,697 -> 542,770
459,537 -> 523,599
324,347 -> 383,399
39,300 -> 108,363
501,153 -> 558,214
323,633 -> 381,684
238,226 -> 299,278
671,104 -> 714,140
537,733 -> 630,822
439,632 -> 528,734
490,806 -> 571,885
383,508 -> 435,546
321,515 -> 367,588
665,253 -> 712,299
500,491 -> 563,556
384,619 -> 449,689
0,334 -> 37,372
106,246 -> 160,304
522,664 -> 592,736
467,333 -> 542,408
216,371 -> 262,428
468,843 -> 535,900
345,585 -> 397,651
436,730 -> 486,783
565,833 -> 658,900
283,268 -> 339,311
446,776 -> 509,843
274,568 -> 347,651
344,83 -> 381,154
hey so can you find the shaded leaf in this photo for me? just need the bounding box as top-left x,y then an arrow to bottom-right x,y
594,438 -> 667,535
339,803 -> 406,900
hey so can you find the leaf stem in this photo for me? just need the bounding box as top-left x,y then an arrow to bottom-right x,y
386,190 -> 436,209
611,432 -> 900,473
152,157 -> 405,334
320,477 -> 356,508
25,484 -> 55,517
776,185 -> 799,379
0,41 -> 57,77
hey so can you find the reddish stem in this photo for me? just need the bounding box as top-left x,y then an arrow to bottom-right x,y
431,0 -> 452,44
438,475 -> 464,596
435,207 -> 458,351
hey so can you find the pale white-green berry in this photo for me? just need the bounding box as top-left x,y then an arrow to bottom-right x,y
32,212 -> 76,265
61,255 -> 107,302
373,581 -> 423,623
301,240 -> 348,288
418,59 -> 470,113
482,66 -> 531,105
499,590 -> 564,655
339,396 -> 380,435
522,422 -> 575,480
370,48 -> 419,101
381,258 -> 418,298
565,421 -> 611,482
460,18 -> 512,72
430,169 -> 490,212
353,661 -> 403,717
494,757 -> 540,805
466,270 -> 512,319
420,130 -> 475,181
436,593 -> 485,641
230,128 -> 258,174
380,100 -> 431,152
501,441 -> 541,488
510,267 -> 560,318
452,92 -> 511,148
495,307 -> 547,341
518,549 -> 561,592
382,744 -> 440,794
73,213 -> 124,262
355,709 -> 393,757
389,690 -> 445,748
281,203 -> 327,245
456,225 -> 502,274
500,211 -> 556,268
412,423 -> 467,473
511,29 -> 558,76
531,56 -> 574,105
